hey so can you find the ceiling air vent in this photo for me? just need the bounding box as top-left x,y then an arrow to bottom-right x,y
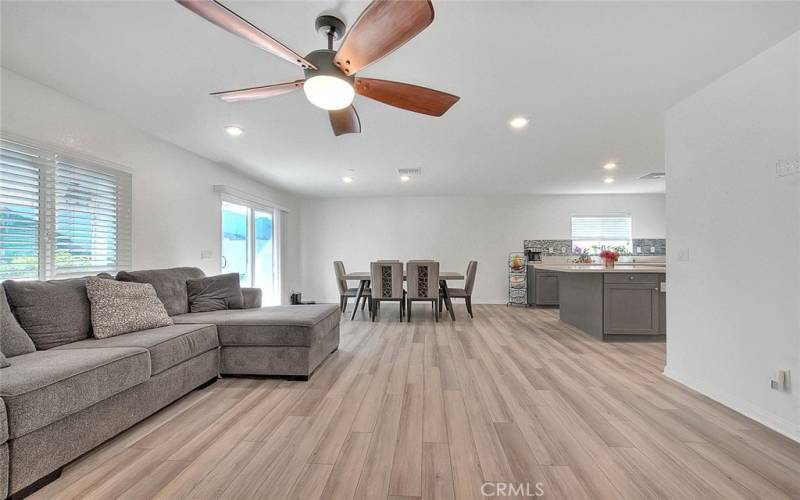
639,172 -> 666,180
397,168 -> 421,177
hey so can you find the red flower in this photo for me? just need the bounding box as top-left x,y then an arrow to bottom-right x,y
599,250 -> 620,262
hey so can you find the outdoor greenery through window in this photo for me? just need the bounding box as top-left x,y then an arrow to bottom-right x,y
571,216 -> 632,256
0,138 -> 132,280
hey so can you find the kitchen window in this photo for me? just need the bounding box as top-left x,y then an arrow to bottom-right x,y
571,215 -> 632,255
0,138 -> 132,280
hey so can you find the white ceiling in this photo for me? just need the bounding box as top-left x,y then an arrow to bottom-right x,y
2,1 -> 799,197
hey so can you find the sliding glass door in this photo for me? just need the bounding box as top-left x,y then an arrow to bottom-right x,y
221,200 -> 276,305
254,209 -> 274,305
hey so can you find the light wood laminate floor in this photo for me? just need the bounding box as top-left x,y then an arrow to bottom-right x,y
30,305 -> 800,499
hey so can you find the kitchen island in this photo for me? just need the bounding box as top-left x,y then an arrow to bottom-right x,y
535,264 -> 666,341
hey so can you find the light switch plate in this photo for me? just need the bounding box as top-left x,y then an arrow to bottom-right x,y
678,248 -> 690,262
200,249 -> 214,259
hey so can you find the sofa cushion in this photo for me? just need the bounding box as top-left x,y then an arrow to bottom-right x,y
0,353 -> 8,369
55,324 -> 219,375
116,267 -> 205,316
0,285 -> 35,357
85,277 -> 174,339
173,304 -> 341,347
241,287 -> 262,309
3,278 -> 92,350
0,398 -> 7,444
0,348 -> 150,438
186,273 -> 244,313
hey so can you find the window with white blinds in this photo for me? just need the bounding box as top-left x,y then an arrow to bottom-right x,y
0,138 -> 132,280
571,216 -> 632,254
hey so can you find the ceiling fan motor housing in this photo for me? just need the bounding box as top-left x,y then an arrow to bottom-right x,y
315,15 -> 346,41
303,49 -> 355,85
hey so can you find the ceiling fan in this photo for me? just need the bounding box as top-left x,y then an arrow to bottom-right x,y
176,0 -> 460,136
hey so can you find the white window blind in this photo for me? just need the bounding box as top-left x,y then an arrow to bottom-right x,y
571,216 -> 632,241
0,142 -> 43,280
0,138 -> 132,280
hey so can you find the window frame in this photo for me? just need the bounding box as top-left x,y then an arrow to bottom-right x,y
0,135 -> 133,280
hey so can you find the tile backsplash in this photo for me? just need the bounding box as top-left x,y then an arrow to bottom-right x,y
524,238 -> 666,256
523,240 -> 573,256
632,239 -> 666,256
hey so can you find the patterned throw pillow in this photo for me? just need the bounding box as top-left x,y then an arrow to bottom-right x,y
85,277 -> 173,339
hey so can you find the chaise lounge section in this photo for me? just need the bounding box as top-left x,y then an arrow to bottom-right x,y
0,267 -> 340,498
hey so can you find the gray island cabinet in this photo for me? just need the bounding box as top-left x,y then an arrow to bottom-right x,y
535,264 -> 666,341
527,264 -> 560,306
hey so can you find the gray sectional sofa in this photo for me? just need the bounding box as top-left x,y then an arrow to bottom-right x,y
0,267 -> 340,499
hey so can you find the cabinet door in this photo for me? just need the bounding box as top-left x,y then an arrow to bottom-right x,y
603,283 -> 659,335
536,274 -> 560,305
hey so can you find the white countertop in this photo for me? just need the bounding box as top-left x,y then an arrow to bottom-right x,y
533,264 -> 666,273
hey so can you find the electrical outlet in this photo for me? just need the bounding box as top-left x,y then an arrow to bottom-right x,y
770,370 -> 789,391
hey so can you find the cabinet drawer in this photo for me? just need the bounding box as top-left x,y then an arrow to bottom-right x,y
604,273 -> 660,284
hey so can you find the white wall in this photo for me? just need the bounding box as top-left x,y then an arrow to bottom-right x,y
0,68 -> 302,297
300,194 -> 665,303
665,33 -> 800,440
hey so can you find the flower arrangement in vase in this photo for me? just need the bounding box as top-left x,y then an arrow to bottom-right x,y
599,249 -> 620,268
573,246 -> 593,264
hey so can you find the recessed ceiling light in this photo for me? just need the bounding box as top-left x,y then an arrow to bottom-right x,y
603,162 -> 617,170
509,116 -> 529,129
224,125 -> 243,136
342,176 -> 353,184
400,175 -> 411,182
603,177 -> 615,184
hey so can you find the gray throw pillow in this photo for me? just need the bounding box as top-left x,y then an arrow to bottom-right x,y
186,273 -> 244,313
116,267 -> 205,316
0,351 -> 9,368
0,284 -> 36,357
3,277 -> 92,350
85,277 -> 173,339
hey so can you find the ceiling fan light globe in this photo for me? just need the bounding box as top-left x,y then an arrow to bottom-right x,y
304,75 -> 355,111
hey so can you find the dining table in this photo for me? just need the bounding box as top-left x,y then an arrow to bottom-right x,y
343,271 -> 465,321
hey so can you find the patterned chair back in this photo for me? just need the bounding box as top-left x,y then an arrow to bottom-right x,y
370,261 -> 404,299
407,261 -> 440,299
333,261 -> 348,295
464,261 -> 478,295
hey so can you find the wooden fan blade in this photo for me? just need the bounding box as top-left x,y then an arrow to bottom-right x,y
355,78 -> 459,116
334,0 -> 434,75
329,106 -> 361,136
176,0 -> 316,69
211,80 -> 304,102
